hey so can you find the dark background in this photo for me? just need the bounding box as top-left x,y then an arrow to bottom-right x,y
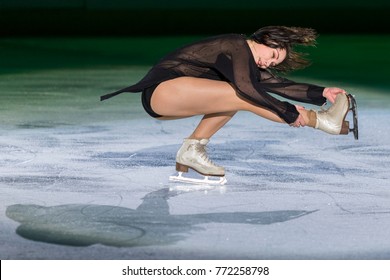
1,1 -> 389,92
1,0 -> 389,36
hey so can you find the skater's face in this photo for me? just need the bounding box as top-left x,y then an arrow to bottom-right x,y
249,41 -> 287,69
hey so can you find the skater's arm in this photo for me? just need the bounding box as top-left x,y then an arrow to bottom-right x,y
214,36 -> 300,124
258,70 -> 327,105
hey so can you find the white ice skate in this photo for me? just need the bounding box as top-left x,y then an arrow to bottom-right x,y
169,138 -> 227,185
313,93 -> 358,139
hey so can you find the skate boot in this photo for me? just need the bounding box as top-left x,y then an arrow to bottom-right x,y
169,138 -> 227,185
176,138 -> 225,176
308,94 -> 357,137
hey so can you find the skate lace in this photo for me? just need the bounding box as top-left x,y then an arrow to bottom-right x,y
195,144 -> 216,166
319,102 -> 328,113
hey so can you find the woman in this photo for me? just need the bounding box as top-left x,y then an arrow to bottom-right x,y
101,26 -> 352,181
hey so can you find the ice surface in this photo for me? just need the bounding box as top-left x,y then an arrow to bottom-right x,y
1,67 -> 390,259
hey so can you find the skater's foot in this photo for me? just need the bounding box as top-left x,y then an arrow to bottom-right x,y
305,94 -> 350,135
176,138 -> 225,177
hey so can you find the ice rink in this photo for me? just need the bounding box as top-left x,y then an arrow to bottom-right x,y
1,37 -> 390,260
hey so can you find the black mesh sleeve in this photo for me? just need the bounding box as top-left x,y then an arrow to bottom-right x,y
259,70 -> 326,106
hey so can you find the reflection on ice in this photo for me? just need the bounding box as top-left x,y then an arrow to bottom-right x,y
6,188 -> 315,248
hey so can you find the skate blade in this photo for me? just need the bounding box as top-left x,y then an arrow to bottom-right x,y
347,94 -> 359,140
169,184 -> 227,194
169,172 -> 227,186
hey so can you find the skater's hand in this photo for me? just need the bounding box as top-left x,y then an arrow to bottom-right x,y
291,105 -> 306,127
323,87 -> 347,103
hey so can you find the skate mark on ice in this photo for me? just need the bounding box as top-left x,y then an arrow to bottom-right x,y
0,174 -> 102,191
16,121 -> 69,129
317,190 -> 355,214
92,145 -> 176,168
6,188 -> 316,248
0,144 -> 37,166
334,144 -> 390,154
336,144 -> 390,165
91,140 -> 369,185
221,140 -> 353,181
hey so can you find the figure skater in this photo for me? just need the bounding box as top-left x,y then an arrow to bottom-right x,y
101,26 -> 357,184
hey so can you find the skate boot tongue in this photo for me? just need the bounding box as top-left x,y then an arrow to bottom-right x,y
199,139 -> 209,145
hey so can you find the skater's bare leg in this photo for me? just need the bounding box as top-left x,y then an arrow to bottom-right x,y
151,77 -> 285,123
189,111 -> 237,139
153,77 -> 350,134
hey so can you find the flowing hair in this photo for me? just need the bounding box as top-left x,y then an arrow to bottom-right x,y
249,26 -> 318,73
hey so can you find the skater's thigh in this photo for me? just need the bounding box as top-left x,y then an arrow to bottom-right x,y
151,77 -> 247,117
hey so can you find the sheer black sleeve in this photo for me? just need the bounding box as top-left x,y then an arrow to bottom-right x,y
259,70 -> 326,106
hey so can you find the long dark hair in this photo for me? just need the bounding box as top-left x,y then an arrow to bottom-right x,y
249,26 -> 318,73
